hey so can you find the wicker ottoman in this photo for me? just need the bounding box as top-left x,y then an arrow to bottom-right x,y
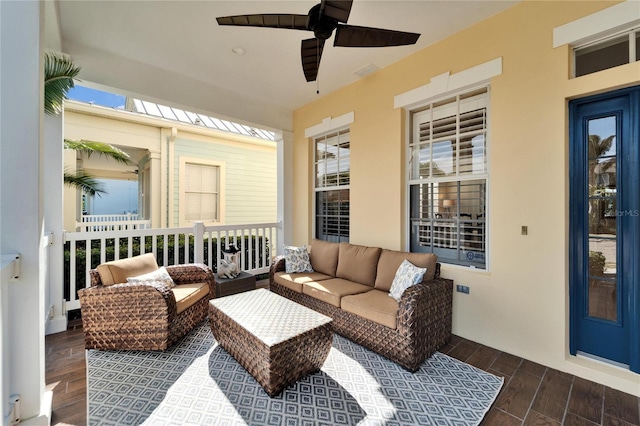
209,289 -> 333,397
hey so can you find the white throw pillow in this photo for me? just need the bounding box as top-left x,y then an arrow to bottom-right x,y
388,259 -> 426,301
126,266 -> 176,288
284,245 -> 314,274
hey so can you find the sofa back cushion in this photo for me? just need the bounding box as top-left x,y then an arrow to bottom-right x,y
374,250 -> 438,292
336,243 -> 382,286
96,253 -> 159,286
309,239 -> 340,276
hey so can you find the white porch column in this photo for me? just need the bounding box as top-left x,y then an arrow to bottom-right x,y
148,149 -> 162,228
276,130 -> 293,255
44,112 -> 67,335
0,1 -> 51,423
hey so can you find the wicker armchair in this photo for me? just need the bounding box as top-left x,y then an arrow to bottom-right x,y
78,254 -> 215,351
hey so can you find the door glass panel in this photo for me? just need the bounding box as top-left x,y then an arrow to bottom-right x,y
588,159 -> 617,190
587,116 -> 618,321
588,279 -> 617,321
588,199 -> 617,235
588,238 -> 616,278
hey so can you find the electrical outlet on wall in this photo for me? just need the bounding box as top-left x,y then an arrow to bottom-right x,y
456,285 -> 470,294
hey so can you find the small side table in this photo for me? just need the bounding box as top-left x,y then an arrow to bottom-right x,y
215,271 -> 256,297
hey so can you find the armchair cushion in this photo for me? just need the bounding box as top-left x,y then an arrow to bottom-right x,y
171,282 -> 210,314
126,266 -> 176,288
97,253 -> 159,286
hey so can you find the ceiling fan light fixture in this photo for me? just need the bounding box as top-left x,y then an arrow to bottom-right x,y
231,46 -> 245,55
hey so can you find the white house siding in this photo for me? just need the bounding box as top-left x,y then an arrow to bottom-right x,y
171,134 -> 277,227
65,109 -> 161,152
64,104 -> 277,229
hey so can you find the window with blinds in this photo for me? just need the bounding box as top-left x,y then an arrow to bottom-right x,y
184,163 -> 219,222
315,129 -> 350,242
408,88 -> 488,268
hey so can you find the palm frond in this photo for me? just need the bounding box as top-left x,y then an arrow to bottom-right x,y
64,139 -> 131,164
44,53 -> 81,115
589,134 -> 615,158
64,169 -> 105,197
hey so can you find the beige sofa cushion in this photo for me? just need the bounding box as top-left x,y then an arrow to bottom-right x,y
342,289 -> 398,329
309,239 -> 340,276
336,243 -> 381,286
302,278 -> 372,307
374,250 -> 438,292
171,282 -> 210,314
273,271 -> 333,293
96,253 -> 159,286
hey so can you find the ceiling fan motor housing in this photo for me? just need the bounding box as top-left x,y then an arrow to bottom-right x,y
308,3 -> 338,40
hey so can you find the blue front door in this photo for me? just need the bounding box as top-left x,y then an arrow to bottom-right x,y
569,87 -> 640,372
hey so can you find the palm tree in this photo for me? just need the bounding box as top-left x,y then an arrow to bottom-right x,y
44,52 -> 131,195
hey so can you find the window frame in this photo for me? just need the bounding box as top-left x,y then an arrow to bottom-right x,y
313,128 -> 351,242
572,27 -> 639,78
406,86 -> 490,270
178,157 -> 225,226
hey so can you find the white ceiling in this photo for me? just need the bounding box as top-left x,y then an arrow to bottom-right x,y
51,1 -> 518,131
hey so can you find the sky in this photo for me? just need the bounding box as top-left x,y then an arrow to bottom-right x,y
67,85 -> 126,109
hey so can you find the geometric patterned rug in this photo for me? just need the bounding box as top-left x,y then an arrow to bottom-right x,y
87,321 -> 503,426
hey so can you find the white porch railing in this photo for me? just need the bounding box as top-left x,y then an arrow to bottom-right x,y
76,213 -> 151,232
63,221 -> 279,311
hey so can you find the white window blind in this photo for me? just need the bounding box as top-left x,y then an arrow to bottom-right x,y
185,163 -> 219,222
408,88 -> 489,269
315,129 -> 350,242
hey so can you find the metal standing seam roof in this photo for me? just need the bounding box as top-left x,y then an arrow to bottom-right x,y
130,98 -> 276,141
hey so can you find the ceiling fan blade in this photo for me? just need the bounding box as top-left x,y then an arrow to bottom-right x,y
334,24 -> 420,47
301,38 -> 325,82
320,0 -> 353,23
216,14 -> 309,30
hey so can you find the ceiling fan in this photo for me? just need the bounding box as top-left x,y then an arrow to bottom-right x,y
216,0 -> 420,83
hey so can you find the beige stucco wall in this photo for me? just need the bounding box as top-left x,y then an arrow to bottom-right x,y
292,1 -> 640,395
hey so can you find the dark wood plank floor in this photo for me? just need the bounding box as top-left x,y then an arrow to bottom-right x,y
46,284 -> 640,425
438,337 -> 640,426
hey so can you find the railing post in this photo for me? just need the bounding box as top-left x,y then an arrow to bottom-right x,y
193,221 -> 204,264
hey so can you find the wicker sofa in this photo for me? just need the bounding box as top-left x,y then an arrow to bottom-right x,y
79,253 -> 215,351
269,240 -> 453,371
